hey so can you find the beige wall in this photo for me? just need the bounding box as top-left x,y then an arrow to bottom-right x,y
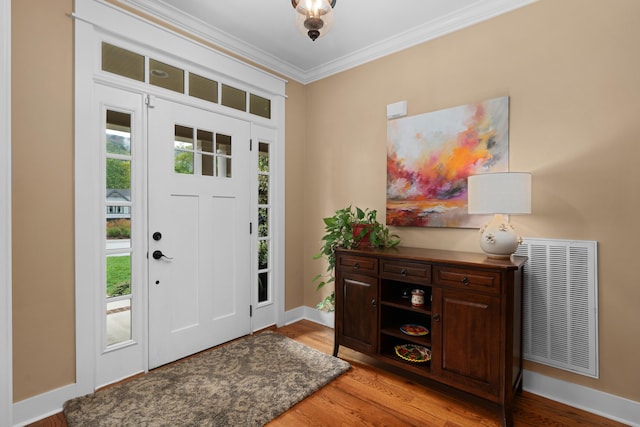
303,0 -> 640,403
284,80 -> 307,310
11,0 -> 639,409
12,0 -> 75,401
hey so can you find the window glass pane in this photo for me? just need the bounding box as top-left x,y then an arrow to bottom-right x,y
258,272 -> 268,303
258,207 -> 268,237
107,298 -> 132,346
106,111 -> 131,155
258,175 -> 269,205
250,94 -> 271,119
175,151 -> 194,174
106,159 -> 131,191
197,130 -> 213,153
106,254 -> 131,297
258,240 -> 269,270
175,125 -> 194,149
221,84 -> 246,111
201,154 -> 214,176
216,133 -> 232,155
106,213 -> 131,244
258,141 -> 269,204
102,42 -> 144,82
216,133 -> 232,178
175,125 -> 194,174
258,142 -> 269,172
189,73 -> 218,103
149,59 -> 185,93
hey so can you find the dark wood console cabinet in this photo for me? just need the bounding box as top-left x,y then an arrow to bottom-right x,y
333,246 -> 526,426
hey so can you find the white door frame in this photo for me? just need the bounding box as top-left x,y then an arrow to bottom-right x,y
1,0 -> 12,424
75,0 -> 286,397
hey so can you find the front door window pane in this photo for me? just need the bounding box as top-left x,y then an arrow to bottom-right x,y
198,130 -> 214,176
216,133 -> 232,177
175,125 -> 194,174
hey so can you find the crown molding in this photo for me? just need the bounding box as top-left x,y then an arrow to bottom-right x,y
120,0 -> 536,84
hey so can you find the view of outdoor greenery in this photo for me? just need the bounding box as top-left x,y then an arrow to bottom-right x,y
258,144 -> 269,302
106,255 -> 131,297
106,129 -> 132,298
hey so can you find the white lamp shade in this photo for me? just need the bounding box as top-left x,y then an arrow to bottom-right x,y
467,172 -> 531,215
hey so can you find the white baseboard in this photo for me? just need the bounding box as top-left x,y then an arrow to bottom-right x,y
523,370 -> 639,426
12,383 -> 77,427
283,305 -> 334,328
14,308 -> 638,427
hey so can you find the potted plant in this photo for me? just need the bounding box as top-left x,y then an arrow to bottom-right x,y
313,206 -> 400,312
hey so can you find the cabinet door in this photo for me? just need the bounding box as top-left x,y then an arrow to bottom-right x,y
336,272 -> 378,354
438,288 -> 501,398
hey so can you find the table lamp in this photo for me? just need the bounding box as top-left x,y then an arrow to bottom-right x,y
467,172 -> 531,259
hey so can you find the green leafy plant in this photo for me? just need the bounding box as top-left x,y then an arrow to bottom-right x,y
313,206 -> 400,312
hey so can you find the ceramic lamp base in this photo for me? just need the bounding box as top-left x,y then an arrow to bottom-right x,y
478,214 -> 522,259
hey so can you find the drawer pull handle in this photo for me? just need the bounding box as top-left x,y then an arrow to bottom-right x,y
371,299 -> 377,307
433,313 -> 440,322
400,268 -> 407,276
461,276 -> 469,286
353,262 -> 359,269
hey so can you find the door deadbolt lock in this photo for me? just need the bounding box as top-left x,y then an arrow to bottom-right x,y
152,232 -> 162,241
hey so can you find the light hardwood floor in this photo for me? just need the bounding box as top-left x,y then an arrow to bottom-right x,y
29,320 -> 627,427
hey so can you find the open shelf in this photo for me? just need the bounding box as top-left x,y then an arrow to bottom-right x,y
379,333 -> 432,376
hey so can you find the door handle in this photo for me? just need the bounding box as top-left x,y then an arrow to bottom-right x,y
152,250 -> 173,260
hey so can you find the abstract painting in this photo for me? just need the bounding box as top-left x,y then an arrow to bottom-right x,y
386,96 -> 509,228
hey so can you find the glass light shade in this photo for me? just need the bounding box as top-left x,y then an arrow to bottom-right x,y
467,172 -> 531,215
293,0 -> 335,41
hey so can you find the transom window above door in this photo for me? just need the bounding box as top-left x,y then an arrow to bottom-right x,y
174,125 -> 232,178
101,42 -> 271,120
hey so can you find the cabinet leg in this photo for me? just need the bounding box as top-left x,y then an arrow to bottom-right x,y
333,340 -> 339,357
500,404 -> 514,427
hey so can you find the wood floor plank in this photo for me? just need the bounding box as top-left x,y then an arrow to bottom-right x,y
28,320 -> 628,427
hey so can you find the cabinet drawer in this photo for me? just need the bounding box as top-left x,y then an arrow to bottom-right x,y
337,255 -> 378,275
433,266 -> 500,293
381,260 -> 431,284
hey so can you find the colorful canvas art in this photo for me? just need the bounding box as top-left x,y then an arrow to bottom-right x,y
386,96 -> 509,228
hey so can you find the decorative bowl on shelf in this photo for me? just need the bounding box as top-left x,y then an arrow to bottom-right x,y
399,324 -> 429,336
394,344 -> 431,363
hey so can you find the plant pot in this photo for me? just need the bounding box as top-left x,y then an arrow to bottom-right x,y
352,224 -> 373,247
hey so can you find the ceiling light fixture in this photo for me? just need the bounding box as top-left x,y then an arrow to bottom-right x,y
291,0 -> 336,42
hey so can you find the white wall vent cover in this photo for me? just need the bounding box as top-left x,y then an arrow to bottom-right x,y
514,238 -> 599,378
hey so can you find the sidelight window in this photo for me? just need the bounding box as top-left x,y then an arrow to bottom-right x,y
105,109 -> 134,347
257,141 -> 271,303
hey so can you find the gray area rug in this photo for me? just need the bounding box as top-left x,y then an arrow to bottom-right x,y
64,331 -> 350,426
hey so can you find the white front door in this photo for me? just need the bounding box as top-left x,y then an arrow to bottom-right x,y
148,98 -> 251,368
